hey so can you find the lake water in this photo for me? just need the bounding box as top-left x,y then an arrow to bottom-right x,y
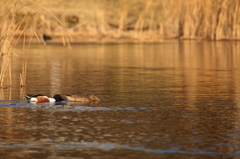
1,41 -> 240,158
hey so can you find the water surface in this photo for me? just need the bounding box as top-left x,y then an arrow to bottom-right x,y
1,41 -> 240,158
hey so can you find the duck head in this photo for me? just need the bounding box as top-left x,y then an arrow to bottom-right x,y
53,94 -> 65,101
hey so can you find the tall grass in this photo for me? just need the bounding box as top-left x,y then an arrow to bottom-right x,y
9,0 -> 239,41
0,0 -> 33,88
0,0 -> 67,89
0,0 -> 16,88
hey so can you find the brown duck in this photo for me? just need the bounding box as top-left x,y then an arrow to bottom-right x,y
65,95 -> 100,102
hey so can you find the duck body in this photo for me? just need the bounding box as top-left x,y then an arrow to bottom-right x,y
25,94 -> 64,103
65,95 -> 100,102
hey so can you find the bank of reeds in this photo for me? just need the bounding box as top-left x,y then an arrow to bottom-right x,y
0,0 -> 66,88
0,0 -> 16,88
0,0 -> 36,88
9,0 -> 240,41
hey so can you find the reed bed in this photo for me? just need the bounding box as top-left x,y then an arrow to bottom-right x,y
2,0 -> 240,46
0,0 -> 30,88
10,0 -> 239,41
0,0 -> 16,88
0,0 -> 68,88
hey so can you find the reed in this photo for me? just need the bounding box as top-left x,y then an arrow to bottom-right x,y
0,0 -> 26,88
12,0 -> 237,41
0,0 -> 67,88
20,58 -> 27,87
0,0 -> 16,88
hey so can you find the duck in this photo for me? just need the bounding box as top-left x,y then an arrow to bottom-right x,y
25,94 -> 65,103
64,94 -> 100,102
43,34 -> 52,41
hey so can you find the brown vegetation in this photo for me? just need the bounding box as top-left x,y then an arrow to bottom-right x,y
0,0 -> 42,88
5,0 -> 240,41
0,0 -> 67,88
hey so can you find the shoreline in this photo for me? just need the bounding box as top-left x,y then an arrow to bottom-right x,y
16,35 -> 239,46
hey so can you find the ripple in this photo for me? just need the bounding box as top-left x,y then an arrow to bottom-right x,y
32,142 -> 221,155
1,142 -> 220,155
0,101 -> 145,112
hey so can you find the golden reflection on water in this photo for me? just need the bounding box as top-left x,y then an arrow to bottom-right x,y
0,87 -> 12,100
7,41 -> 240,112
1,41 -> 240,158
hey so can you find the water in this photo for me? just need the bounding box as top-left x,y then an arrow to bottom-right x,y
1,41 -> 240,158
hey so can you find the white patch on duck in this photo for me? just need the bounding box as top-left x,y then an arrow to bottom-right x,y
29,97 -> 38,103
48,97 -> 56,102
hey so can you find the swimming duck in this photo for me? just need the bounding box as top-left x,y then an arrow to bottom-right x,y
25,94 -> 65,103
65,95 -> 100,102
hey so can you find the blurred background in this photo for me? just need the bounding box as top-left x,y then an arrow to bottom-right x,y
2,1 -> 240,159
5,0 -> 240,41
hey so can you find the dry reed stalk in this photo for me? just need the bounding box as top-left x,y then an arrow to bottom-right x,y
117,0 -> 129,37
95,5 -> 106,36
19,59 -> 27,87
20,63 -> 27,87
134,0 -> 153,38
0,0 -> 40,88
59,26 -> 72,48
0,87 -> 12,100
147,11 -> 154,35
0,1 -> 15,87
30,29 -> 42,45
8,61 -> 12,86
17,0 -> 240,40
8,87 -> 12,100
20,35 -> 27,87
0,88 -> 3,100
20,87 -> 26,100
215,0 -> 233,40
65,35 -> 72,49
1,0 -> 69,89
61,29 -> 67,46
11,1 -> 43,47
3,0 -> 240,46
0,45 -> 13,87
39,10 -> 72,46
41,6 -> 64,26
182,0 -> 202,39
232,0 -> 240,39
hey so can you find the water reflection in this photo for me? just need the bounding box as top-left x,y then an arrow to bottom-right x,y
50,60 -> 62,95
1,41 -> 240,158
